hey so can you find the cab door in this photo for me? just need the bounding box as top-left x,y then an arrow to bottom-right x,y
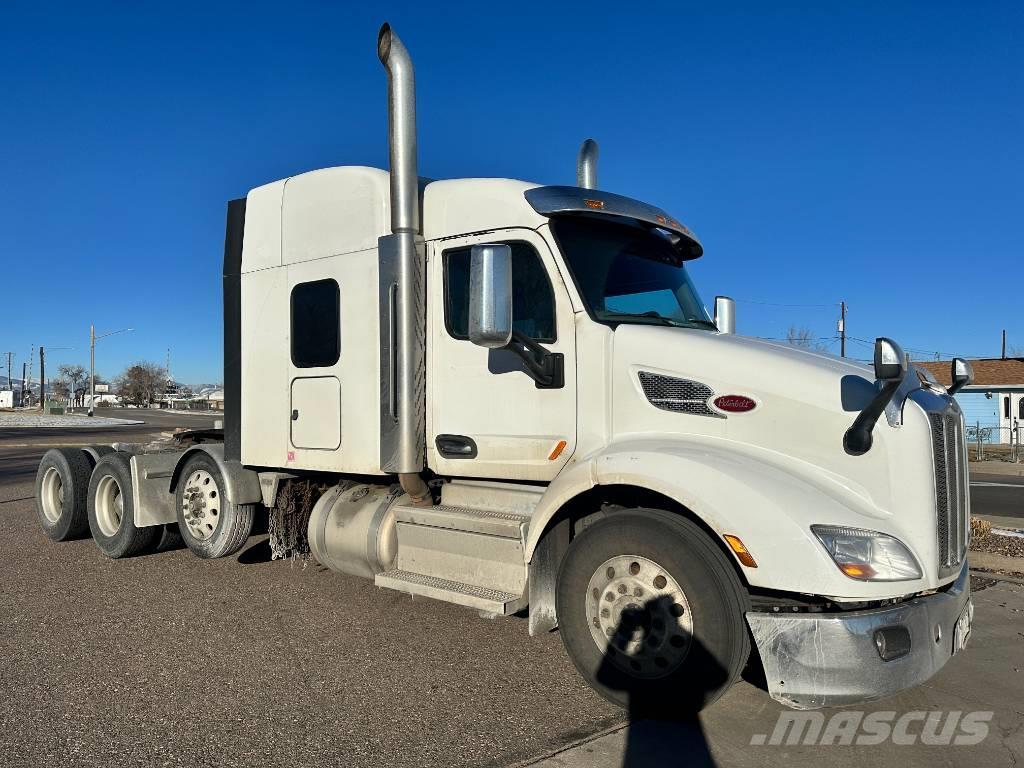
427,228 -> 577,481
287,260 -> 343,462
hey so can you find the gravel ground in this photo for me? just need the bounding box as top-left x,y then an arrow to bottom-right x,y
971,531 -> 1024,559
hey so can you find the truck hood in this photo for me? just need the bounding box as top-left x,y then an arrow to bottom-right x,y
609,323 -> 935,523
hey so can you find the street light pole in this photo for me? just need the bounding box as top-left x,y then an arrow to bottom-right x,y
89,325 -> 134,416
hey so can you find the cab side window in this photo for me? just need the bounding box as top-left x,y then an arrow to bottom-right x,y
290,278 -> 340,368
444,242 -> 556,343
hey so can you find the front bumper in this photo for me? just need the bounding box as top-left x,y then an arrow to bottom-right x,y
746,561 -> 971,709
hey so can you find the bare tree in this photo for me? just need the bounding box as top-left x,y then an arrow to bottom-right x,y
57,363 -> 87,405
786,325 -> 828,351
115,362 -> 167,407
50,378 -> 70,400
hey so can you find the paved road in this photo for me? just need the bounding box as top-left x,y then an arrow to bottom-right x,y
1,415 -> 1022,767
971,472 -> 1024,530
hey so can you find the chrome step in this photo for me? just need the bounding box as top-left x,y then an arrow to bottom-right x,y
391,503 -> 530,539
375,569 -> 528,614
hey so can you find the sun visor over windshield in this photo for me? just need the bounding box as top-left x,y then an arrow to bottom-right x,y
524,186 -> 703,260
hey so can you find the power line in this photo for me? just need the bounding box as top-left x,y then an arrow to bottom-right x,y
733,298 -> 838,308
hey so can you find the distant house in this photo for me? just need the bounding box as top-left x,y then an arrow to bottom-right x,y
917,358 -> 1024,444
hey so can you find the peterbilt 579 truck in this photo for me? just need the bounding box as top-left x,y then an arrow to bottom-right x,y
34,23 -> 974,713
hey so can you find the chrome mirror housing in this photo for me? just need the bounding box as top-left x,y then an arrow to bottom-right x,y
948,358 -> 973,395
468,244 -> 513,349
873,337 -> 908,382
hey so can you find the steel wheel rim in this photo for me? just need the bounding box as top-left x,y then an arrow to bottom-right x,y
182,469 -> 220,541
585,554 -> 695,679
40,467 -> 64,523
94,474 -> 124,537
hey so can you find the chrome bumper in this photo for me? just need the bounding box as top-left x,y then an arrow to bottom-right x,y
746,562 -> 971,710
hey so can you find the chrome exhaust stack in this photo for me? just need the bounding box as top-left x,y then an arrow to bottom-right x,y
577,138 -> 599,189
377,22 -> 430,505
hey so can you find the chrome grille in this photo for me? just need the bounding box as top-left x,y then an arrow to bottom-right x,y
929,410 -> 968,573
638,372 -> 721,418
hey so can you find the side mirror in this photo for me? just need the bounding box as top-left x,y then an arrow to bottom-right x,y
714,296 -> 735,334
845,337 -> 909,456
948,357 -> 973,395
873,337 -> 908,382
468,244 -> 513,349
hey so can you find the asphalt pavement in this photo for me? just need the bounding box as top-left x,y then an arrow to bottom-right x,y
970,472 -> 1024,530
1,413 -> 1022,767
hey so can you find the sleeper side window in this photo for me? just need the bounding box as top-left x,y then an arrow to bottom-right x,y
443,242 -> 556,343
291,278 -> 340,368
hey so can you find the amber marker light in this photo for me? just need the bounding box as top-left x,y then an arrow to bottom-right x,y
583,199 -> 605,209
548,440 -> 567,461
723,534 -> 758,568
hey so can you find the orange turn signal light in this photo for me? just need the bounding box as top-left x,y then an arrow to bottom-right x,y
839,563 -> 876,579
723,534 -> 758,568
548,440 -> 567,461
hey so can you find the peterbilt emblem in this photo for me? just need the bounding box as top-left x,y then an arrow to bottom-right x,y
713,395 -> 757,413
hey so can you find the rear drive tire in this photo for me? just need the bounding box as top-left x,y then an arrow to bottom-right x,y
556,508 -> 750,715
87,452 -> 160,558
175,454 -> 254,559
35,448 -> 93,541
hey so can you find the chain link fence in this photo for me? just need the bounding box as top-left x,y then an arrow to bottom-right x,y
966,420 -> 1021,462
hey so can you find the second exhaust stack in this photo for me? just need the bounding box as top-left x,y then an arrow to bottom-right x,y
577,139 -> 599,189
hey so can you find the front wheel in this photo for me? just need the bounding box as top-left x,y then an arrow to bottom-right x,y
556,509 -> 750,715
175,454 -> 254,559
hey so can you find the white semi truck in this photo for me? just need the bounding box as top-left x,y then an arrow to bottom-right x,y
34,23 -> 975,713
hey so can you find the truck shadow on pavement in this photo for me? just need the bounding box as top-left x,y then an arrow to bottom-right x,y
594,595 -> 724,767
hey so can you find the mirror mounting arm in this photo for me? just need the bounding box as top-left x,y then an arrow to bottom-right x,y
505,330 -> 564,389
843,378 -> 902,456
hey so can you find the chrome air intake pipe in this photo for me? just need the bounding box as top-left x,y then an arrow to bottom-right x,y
577,138 -> 599,188
378,22 -> 430,505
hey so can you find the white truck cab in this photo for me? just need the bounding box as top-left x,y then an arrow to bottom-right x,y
35,23 -> 974,713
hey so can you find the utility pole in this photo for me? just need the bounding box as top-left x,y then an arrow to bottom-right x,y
3,352 -> 12,392
20,362 -> 26,407
27,344 -> 34,406
1002,329 -> 1007,360
39,346 -> 45,407
89,324 -> 95,416
89,324 -> 134,416
838,301 -> 847,358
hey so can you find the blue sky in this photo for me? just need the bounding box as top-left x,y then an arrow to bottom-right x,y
1,1 -> 1020,384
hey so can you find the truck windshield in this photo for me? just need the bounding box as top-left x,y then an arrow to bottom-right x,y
550,216 -> 714,330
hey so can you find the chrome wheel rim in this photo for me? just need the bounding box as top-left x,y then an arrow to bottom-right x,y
94,474 -> 124,537
40,467 -> 64,523
182,469 -> 220,541
585,554 -> 694,679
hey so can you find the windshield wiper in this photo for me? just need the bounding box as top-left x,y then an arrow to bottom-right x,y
598,311 -> 715,329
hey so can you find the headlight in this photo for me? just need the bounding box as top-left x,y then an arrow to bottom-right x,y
811,525 -> 922,581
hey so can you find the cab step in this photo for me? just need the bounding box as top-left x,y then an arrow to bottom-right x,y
375,569 -> 528,615
390,503 -> 530,539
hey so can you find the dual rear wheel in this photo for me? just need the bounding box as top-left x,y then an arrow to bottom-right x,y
35,448 -> 254,560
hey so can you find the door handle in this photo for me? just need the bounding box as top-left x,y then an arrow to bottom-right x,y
435,434 -> 478,459
291,409 -> 299,421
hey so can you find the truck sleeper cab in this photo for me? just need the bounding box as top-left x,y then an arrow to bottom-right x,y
33,22 -> 972,714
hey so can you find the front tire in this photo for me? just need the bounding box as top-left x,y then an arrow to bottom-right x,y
87,453 -> 160,558
175,454 -> 254,559
556,509 -> 750,715
35,448 -> 93,541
